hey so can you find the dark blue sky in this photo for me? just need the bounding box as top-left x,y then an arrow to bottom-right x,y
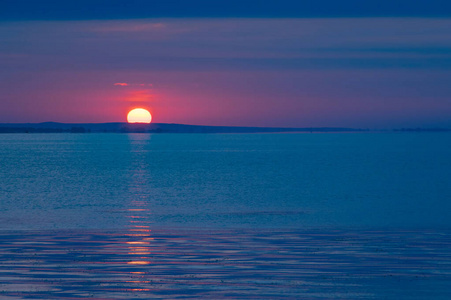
0,1 -> 450,128
1,0 -> 451,20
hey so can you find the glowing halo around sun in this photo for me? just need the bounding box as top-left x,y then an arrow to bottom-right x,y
127,108 -> 152,124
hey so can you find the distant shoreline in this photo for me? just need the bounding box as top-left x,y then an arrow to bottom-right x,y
0,122 -> 448,133
0,122 -> 369,134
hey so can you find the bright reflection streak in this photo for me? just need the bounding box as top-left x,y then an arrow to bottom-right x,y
126,241 -> 150,245
127,261 -> 151,265
125,133 -> 153,270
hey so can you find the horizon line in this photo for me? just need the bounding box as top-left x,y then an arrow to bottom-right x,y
0,122 -> 449,131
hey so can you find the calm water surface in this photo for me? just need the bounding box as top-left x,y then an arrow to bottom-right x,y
0,133 -> 450,298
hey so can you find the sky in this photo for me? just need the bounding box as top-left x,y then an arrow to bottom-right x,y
0,1 -> 450,128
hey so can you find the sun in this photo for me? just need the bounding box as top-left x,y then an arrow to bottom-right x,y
127,108 -> 152,124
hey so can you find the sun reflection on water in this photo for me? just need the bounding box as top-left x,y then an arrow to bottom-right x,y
125,134 -> 154,269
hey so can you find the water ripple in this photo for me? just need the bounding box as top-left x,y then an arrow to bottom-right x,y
0,229 -> 450,299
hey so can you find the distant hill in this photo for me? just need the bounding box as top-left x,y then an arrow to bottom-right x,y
0,122 -> 370,133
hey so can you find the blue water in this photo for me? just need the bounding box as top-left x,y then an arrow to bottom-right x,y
1,133 -> 450,230
1,133 -> 450,299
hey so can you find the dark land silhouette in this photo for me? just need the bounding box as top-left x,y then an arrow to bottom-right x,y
0,123 -> 448,133
0,122 -> 372,133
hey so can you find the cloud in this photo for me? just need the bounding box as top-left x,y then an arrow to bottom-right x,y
114,83 -> 153,87
93,22 -> 166,33
2,18 -> 451,73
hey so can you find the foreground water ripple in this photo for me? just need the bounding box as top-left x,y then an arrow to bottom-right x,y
0,229 -> 450,299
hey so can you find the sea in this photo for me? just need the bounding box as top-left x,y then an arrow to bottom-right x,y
0,132 -> 450,299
